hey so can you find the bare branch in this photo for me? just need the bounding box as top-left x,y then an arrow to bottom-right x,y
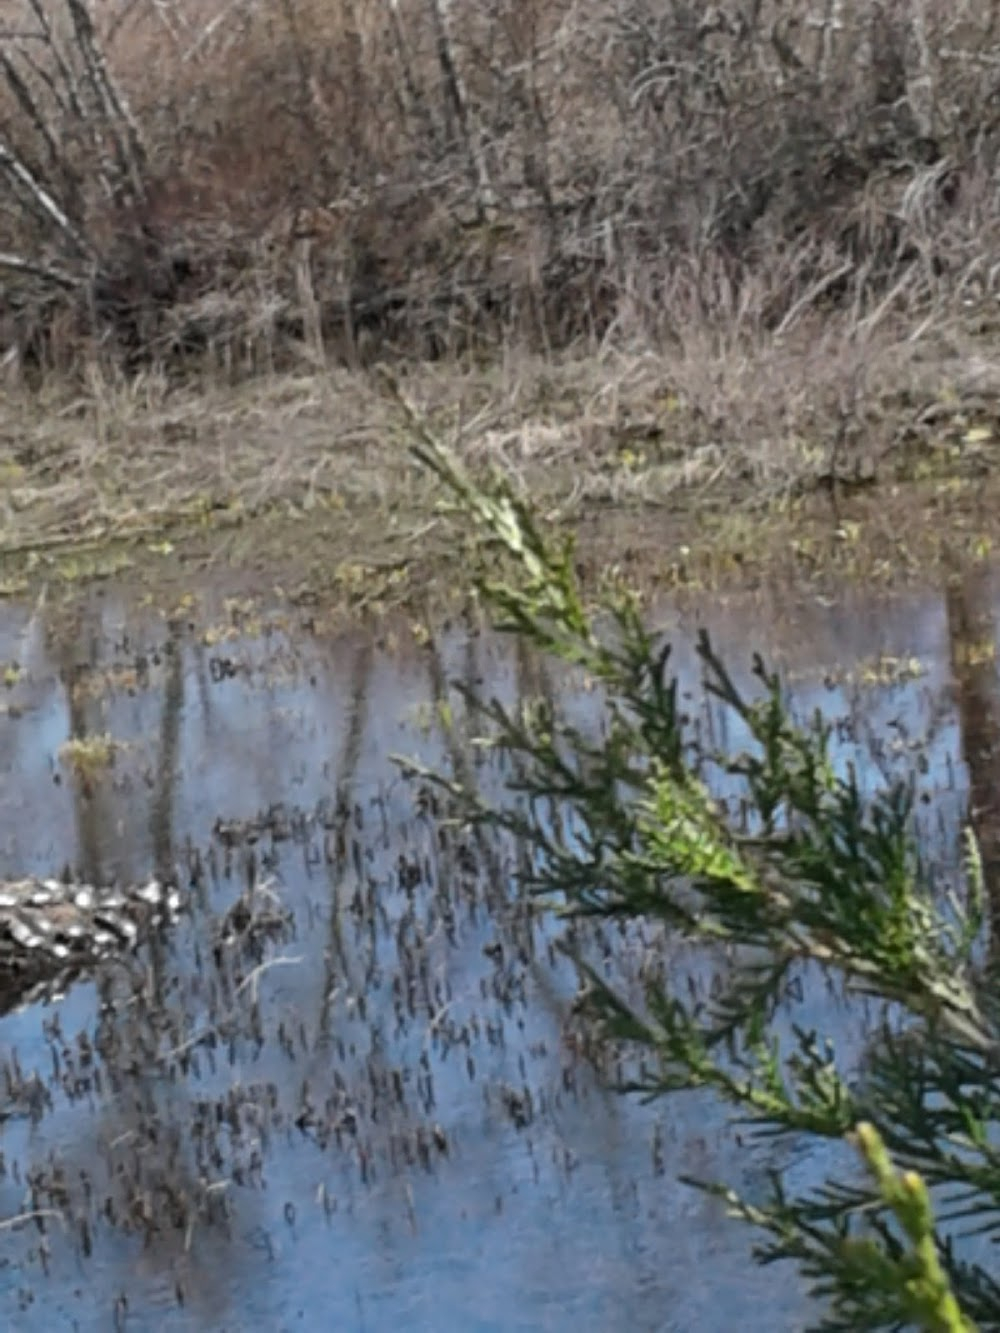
63,0 -> 148,200
0,249 -> 83,288
0,50 -> 66,184
427,0 -> 497,220
0,140 -> 93,257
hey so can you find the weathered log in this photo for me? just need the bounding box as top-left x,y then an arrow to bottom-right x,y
0,876 -> 183,1016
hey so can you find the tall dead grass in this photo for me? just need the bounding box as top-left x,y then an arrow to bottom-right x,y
1,0 -> 1000,382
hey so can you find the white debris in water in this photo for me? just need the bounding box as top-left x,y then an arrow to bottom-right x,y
0,875 -> 188,1000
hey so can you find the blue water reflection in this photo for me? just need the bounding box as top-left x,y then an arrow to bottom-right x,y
0,573 -> 988,1330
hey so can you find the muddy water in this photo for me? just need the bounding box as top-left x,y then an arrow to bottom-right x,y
0,568 -> 991,1332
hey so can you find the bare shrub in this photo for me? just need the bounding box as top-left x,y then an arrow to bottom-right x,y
1,0 -> 999,378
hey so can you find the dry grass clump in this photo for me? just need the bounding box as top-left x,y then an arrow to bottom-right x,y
1,0 -> 1000,383
4,289 -> 999,570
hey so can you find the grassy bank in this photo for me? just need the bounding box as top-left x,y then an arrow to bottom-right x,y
2,325 -> 1000,610
3,2 -> 1000,606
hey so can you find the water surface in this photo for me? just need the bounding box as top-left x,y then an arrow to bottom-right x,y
0,567 -> 994,1331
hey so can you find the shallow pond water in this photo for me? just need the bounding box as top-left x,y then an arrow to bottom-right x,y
0,567 -> 993,1331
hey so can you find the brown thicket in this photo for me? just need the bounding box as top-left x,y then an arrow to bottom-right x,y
1,0 -> 998,380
